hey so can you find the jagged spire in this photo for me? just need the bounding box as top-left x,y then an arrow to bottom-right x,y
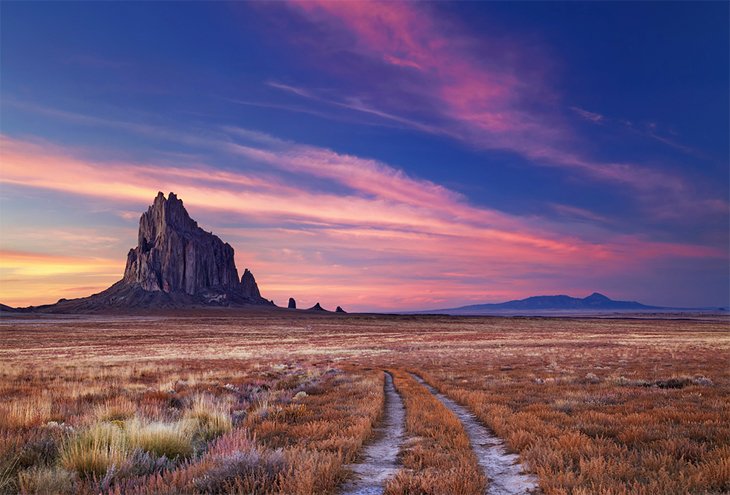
122,192 -> 260,300
241,268 -> 261,300
138,192 -> 198,249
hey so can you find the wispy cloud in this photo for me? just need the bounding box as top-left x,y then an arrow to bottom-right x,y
0,249 -> 120,277
570,107 -> 605,124
273,1 -> 724,208
571,104 -> 707,158
550,203 -> 613,225
267,81 -> 315,99
2,131 -> 724,309
643,126 -> 703,156
266,81 -> 447,135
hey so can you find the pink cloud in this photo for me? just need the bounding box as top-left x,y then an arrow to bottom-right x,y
285,1 -> 524,131
382,54 -> 423,70
1,133 -> 724,310
571,107 -> 605,124
278,1 -> 724,210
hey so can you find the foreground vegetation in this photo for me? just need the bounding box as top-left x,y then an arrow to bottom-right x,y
1,313 -> 728,494
0,348 -> 382,494
385,370 -> 484,495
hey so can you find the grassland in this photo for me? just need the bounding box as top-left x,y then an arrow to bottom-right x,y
0,313 -> 728,494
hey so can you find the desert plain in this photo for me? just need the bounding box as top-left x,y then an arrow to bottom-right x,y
0,312 -> 728,495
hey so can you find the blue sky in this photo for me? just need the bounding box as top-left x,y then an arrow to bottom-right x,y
1,1 -> 728,310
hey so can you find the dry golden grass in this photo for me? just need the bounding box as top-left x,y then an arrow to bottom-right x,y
0,314 -> 387,495
18,466 -> 74,495
59,422 -> 128,478
94,397 -> 137,422
0,312 -> 728,494
385,369 -> 485,495
183,394 -> 233,441
126,419 -> 195,459
409,319 -> 730,495
0,395 -> 52,429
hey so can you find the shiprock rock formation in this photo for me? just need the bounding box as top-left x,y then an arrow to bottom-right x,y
288,298 -> 297,309
336,306 -> 346,313
32,192 -> 273,312
123,192 -> 241,294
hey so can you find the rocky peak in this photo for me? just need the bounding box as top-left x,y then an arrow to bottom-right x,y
138,192 -> 198,250
584,292 -> 610,302
309,302 -> 326,311
288,297 -> 296,309
122,192 -> 264,303
240,268 -> 261,300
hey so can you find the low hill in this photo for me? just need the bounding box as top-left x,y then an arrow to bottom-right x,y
426,292 -> 663,315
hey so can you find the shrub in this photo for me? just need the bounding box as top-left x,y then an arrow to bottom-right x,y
193,449 -> 286,494
0,454 -> 20,494
115,448 -> 177,479
17,430 -> 64,469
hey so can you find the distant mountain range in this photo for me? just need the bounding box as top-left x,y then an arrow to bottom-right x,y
422,292 -> 726,315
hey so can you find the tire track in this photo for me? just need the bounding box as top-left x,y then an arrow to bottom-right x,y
410,373 -> 539,495
340,371 -> 406,495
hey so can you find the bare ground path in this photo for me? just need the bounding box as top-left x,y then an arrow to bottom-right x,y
339,371 -> 406,495
411,373 -> 540,495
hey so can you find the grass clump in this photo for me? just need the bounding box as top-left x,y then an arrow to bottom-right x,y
18,466 -> 75,495
184,395 -> 233,441
0,396 -> 53,429
94,397 -> 136,422
126,419 -> 195,460
59,422 -> 128,478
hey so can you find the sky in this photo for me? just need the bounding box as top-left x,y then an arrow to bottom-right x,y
0,1 -> 728,311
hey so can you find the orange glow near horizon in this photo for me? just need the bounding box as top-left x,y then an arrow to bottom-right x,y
0,250 -> 121,307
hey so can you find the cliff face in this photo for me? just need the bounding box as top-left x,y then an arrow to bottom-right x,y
123,192 -> 241,295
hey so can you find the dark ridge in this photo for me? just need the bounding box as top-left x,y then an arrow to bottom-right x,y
0,303 -> 17,313
425,292 -> 668,315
